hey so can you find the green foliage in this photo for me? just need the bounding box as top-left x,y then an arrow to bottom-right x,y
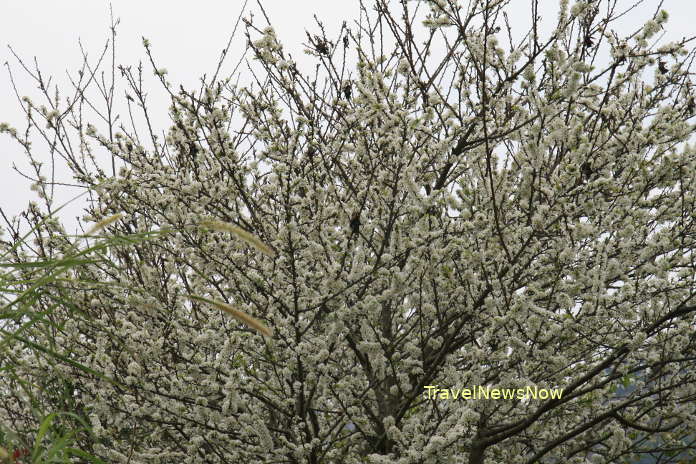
0,197 -> 168,463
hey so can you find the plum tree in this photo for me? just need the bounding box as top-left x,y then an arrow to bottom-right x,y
2,1 -> 696,463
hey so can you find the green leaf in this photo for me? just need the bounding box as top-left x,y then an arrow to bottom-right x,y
32,413 -> 57,461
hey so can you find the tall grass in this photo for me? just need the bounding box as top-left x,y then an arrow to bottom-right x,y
0,196 -> 276,463
0,201 -> 170,463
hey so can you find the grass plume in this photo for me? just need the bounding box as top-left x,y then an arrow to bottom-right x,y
187,294 -> 274,338
85,213 -> 124,236
199,219 -> 276,258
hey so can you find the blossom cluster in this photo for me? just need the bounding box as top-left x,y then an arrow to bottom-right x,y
2,1 -> 696,463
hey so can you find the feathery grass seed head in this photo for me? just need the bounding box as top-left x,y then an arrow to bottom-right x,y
85,213 -> 124,236
199,219 -> 276,257
187,294 -> 273,338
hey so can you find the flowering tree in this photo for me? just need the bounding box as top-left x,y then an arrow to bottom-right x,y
2,0 -> 696,463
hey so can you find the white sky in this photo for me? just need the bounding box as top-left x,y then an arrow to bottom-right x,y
1,1 -> 694,237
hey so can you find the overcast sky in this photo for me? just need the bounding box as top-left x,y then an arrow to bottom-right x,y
1,1 -> 694,237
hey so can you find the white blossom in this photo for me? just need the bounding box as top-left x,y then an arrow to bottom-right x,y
2,3 -> 696,464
